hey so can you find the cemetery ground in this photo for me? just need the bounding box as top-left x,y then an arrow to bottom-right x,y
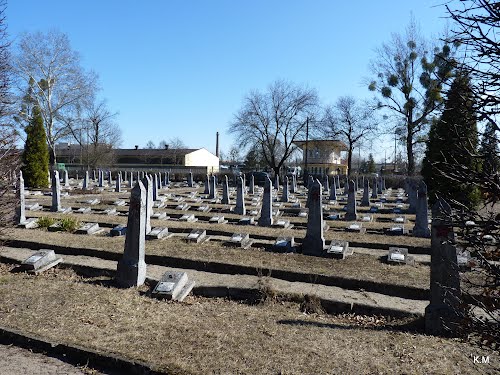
0,182 -> 498,374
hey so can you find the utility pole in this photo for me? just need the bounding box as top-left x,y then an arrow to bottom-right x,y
394,131 -> 397,172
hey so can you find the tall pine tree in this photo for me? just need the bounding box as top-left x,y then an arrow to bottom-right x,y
22,106 -> 49,188
479,121 -> 499,177
421,72 -> 481,208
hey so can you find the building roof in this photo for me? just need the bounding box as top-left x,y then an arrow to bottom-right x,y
113,148 -> 199,157
293,139 -> 348,150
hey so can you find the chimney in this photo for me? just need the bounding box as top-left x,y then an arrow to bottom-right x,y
216,131 -> 219,158
134,145 -> 138,150
164,144 -> 169,150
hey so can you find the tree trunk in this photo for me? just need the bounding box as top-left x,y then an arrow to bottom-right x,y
49,146 -> 57,168
273,166 -> 280,180
407,128 -> 415,176
347,146 -> 353,177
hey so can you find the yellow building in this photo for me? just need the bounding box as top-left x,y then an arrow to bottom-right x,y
294,139 -> 348,176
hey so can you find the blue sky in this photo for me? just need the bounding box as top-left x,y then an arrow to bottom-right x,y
7,1 -> 450,160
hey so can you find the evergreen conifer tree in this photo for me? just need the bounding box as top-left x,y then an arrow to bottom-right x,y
22,106 -> 49,188
421,72 -> 481,208
479,121 -> 499,176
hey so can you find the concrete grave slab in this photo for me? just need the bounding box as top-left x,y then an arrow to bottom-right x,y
151,212 -> 169,220
197,205 -> 211,212
384,225 -> 407,236
345,223 -> 366,233
113,200 -> 126,206
151,271 -> 195,302
274,219 -> 292,229
25,203 -> 41,211
387,247 -> 414,265
238,217 -> 255,225
186,229 -> 207,243
209,215 -> 228,224
110,225 -> 127,236
326,240 -> 352,259
103,208 -> 118,216
273,237 -> 295,252
21,250 -> 63,274
146,227 -> 170,240
228,233 -> 253,249
179,214 -> 197,222
361,215 -> 373,222
75,207 -> 92,214
18,217 -> 38,229
75,222 -> 101,235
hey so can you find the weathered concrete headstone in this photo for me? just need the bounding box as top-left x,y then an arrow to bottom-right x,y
204,174 -> 210,195
322,175 -> 329,194
152,174 -> 159,201
76,222 -> 101,235
302,179 -> 325,256
407,179 -> 418,214
248,174 -> 255,195
344,179 -> 357,221
98,169 -> 104,187
425,199 -> 462,336
221,175 -> 230,204
329,176 -> 337,202
187,171 -> 194,187
360,178 -> 370,207
307,175 -> 314,190
129,171 -> 134,188
209,175 -> 217,199
64,170 -> 69,187
146,227 -> 170,240
326,240 -> 352,259
116,181 -> 147,287
377,177 -> 383,194
141,175 -> 153,234
274,174 -> 279,191
115,172 -> 122,193
108,170 -> 112,186
281,176 -> 289,203
92,169 -> 96,181
51,170 -> 61,212
371,177 -> 378,199
234,176 -> 246,215
258,176 -> 273,226
83,170 -> 89,190
15,171 -> 26,225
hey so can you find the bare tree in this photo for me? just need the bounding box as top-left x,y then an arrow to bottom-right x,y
229,79 -> 318,176
321,96 -> 378,176
66,99 -> 121,168
12,30 -> 97,166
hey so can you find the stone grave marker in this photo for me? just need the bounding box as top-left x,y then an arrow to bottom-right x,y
258,176 -> 273,226
21,249 -> 63,274
221,175 -> 230,204
83,170 -> 89,190
234,176 -> 246,215
197,205 -> 211,212
116,181 -> 147,287
329,176 -> 337,202
413,181 -> 431,238
152,271 -> 195,302
238,217 -> 255,225
344,179 -> 357,221
384,225 -> 407,235
151,212 -> 168,220
228,233 -> 253,249
51,170 -> 61,212
274,237 -> 295,252
75,207 -> 92,214
179,214 -> 197,222
76,222 -> 101,235
209,215 -> 227,224
345,222 -> 366,233
111,225 -> 127,236
115,173 -> 122,193
204,174 -> 210,195
371,177 -> 378,199
146,227 -> 170,240
361,214 -> 372,222
326,240 -> 352,259
425,199 -> 462,335
302,179 -> 325,256
360,178 -> 370,206
186,229 -> 207,243
387,247 -> 414,265
407,179 -> 418,214
281,176 -> 289,203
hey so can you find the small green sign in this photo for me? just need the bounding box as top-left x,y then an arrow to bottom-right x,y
57,163 -> 65,170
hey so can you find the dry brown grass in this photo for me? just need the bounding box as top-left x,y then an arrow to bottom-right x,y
3,227 -> 430,289
0,263 -> 496,375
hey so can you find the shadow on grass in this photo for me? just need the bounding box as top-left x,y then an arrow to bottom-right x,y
277,316 -> 425,334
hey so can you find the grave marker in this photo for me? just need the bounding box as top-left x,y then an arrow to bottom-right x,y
302,179 -> 325,256
116,181 -> 147,287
